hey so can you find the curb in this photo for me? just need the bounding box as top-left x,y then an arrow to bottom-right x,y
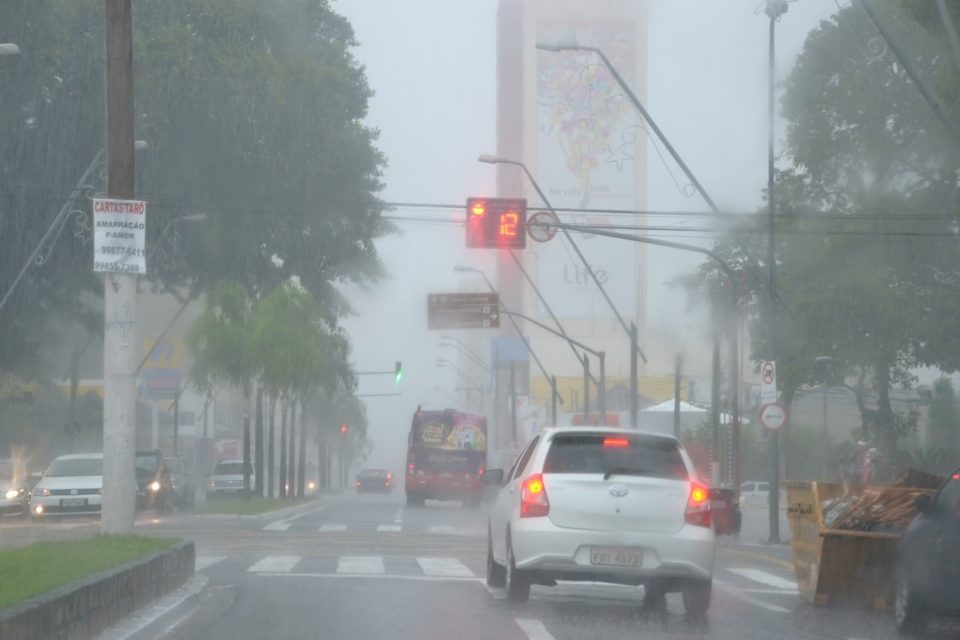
97,574 -> 208,640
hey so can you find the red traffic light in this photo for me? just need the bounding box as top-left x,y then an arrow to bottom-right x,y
465,197 -> 526,249
339,423 -> 348,434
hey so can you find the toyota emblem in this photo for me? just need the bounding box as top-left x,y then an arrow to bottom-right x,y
70,489 -> 79,495
609,484 -> 628,498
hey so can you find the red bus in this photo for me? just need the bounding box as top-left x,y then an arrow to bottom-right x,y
405,408 -> 487,507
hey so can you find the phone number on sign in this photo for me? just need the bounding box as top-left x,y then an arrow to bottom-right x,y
97,246 -> 145,257
94,261 -> 143,274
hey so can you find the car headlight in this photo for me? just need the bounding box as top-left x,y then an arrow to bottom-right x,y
149,481 -> 161,492
33,487 -> 50,497
209,480 -> 217,488
5,488 -> 23,500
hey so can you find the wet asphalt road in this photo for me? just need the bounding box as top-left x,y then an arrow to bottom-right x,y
4,495 -> 957,639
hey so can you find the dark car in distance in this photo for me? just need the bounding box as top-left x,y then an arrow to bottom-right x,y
135,450 -> 175,512
164,456 -> 194,509
894,468 -> 960,634
356,468 -> 393,494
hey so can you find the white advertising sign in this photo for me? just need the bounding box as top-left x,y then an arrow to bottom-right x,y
760,360 -> 777,405
93,198 -> 146,274
535,20 -> 642,319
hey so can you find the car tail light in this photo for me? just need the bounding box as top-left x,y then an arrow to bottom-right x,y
603,437 -> 630,448
407,463 -> 415,474
685,482 -> 711,528
355,480 -> 361,488
520,473 -> 549,518
953,473 -> 960,480
478,466 -> 485,477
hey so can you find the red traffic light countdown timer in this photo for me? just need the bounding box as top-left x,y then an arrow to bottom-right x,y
465,197 -> 526,249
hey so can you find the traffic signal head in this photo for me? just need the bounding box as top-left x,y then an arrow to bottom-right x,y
466,197 -> 526,249
394,361 -> 403,384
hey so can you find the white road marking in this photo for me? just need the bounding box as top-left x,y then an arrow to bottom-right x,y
515,618 -> 557,640
486,585 -> 507,600
256,572 -> 480,582
262,520 -> 291,531
319,523 -> 348,532
377,524 -> 402,532
248,555 -> 301,573
726,568 -> 798,591
416,557 -> 475,578
337,556 -> 385,574
427,525 -> 456,534
195,556 -> 226,571
393,506 -> 403,523
715,580 -> 791,613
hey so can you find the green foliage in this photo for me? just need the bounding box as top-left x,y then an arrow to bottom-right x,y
0,0 -> 388,384
685,2 -> 960,459
188,282 -> 258,396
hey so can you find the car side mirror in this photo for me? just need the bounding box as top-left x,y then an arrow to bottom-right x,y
481,469 -> 504,486
914,494 -> 932,514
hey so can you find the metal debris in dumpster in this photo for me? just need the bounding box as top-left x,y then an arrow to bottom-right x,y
785,469 -> 943,608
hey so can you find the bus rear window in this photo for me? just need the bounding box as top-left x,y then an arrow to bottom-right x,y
543,433 -> 688,480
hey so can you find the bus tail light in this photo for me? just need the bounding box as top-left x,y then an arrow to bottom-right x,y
520,474 -> 549,518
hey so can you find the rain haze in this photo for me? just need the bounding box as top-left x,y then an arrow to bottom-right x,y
2,1 -> 960,638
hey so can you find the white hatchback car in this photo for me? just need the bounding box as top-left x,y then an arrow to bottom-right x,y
484,427 -> 715,614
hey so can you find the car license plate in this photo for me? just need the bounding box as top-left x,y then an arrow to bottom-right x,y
61,498 -> 86,507
590,548 -> 642,567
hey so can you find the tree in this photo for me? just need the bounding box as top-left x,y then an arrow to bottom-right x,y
1,1 -> 389,389
188,282 -> 259,497
686,2 -> 960,463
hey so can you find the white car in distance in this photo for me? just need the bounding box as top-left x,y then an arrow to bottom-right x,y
483,427 -> 715,615
31,453 -> 104,519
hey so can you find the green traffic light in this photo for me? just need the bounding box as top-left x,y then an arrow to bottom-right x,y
395,361 -> 403,384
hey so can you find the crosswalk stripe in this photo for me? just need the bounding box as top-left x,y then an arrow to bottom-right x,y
195,556 -> 226,571
377,524 -> 402,532
248,555 -> 301,573
726,568 -> 798,591
515,618 -> 557,640
263,520 -> 291,531
319,524 -> 348,532
427,525 -> 456,534
416,557 -> 475,578
337,556 -> 385,574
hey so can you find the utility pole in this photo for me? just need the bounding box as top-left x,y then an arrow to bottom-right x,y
765,0 -> 787,544
510,363 -> 517,446
101,0 -> 137,534
582,354 -> 590,423
673,353 -> 683,438
598,353 -> 606,425
630,322 -> 639,428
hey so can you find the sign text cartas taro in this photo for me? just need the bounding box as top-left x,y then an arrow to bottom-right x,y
93,198 -> 146,274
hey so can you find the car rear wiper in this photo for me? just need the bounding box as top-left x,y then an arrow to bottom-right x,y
603,467 -> 653,480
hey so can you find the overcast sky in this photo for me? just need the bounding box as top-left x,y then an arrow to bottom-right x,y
333,0 -> 840,468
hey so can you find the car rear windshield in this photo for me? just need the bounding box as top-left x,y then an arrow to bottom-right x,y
359,469 -> 386,478
46,458 -> 102,477
214,462 -> 252,475
543,433 -> 688,481
165,459 -> 184,474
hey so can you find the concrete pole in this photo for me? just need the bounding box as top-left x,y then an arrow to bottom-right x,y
582,354 -> 590,423
510,362 -> 517,446
630,322 -> 639,428
599,352 -> 607,425
551,375 -> 558,426
673,353 -> 683,438
101,0 -> 137,534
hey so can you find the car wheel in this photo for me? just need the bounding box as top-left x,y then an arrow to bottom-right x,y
895,569 -> 928,635
486,526 -> 506,588
505,534 -> 530,604
681,579 -> 711,617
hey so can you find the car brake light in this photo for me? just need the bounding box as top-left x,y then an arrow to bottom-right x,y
603,437 -> 630,448
355,480 -> 361,487
520,473 -> 549,518
953,473 -> 960,480
478,466 -> 485,478
407,463 -> 415,474
685,482 -> 711,528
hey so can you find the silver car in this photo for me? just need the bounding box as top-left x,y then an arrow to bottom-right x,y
484,427 -> 715,614
207,459 -> 255,498
0,459 -> 30,518
31,453 -> 103,519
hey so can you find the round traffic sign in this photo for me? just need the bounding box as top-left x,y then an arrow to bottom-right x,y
527,210 -> 559,243
759,403 -> 788,431
761,361 -> 775,385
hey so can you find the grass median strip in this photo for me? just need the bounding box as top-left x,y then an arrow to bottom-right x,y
0,535 -> 180,609
199,497 -> 312,516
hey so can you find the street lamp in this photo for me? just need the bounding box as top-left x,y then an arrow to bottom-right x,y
454,264 -> 562,430
0,43 -> 20,57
